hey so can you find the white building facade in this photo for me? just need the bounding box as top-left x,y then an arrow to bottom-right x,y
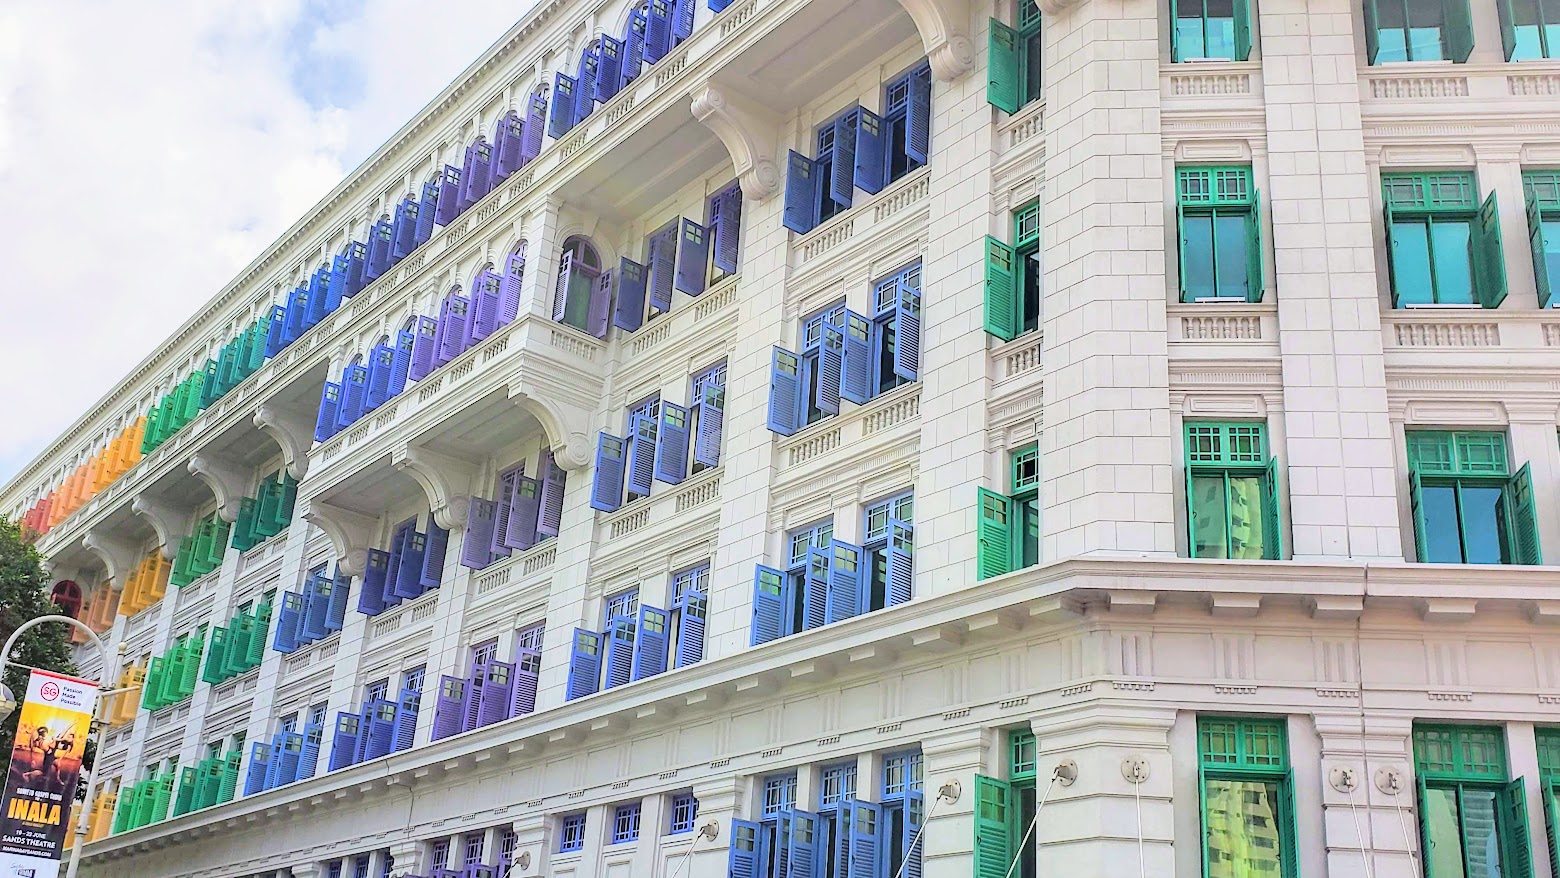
8,0 -> 1560,875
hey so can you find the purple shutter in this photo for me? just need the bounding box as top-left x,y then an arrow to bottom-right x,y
507,476 -> 541,550
365,219 -> 393,282
645,0 -> 672,62
420,523 -> 449,589
603,616 -> 636,689
588,268 -> 614,339
440,295 -> 471,361
314,382 -> 341,442
432,296 -> 454,367
417,182 -> 438,243
390,329 -> 414,396
364,344 -> 394,410
854,108 -> 888,194
653,402 -> 690,484
553,251 -> 573,322
512,648 -> 540,716
803,547 -> 830,630
829,112 -> 857,207
435,165 -> 462,225
590,433 -> 628,513
893,279 -> 920,381
547,73 -> 577,138
575,47 -> 600,124
674,591 -> 707,667
565,628 -> 602,700
432,676 -> 466,740
394,531 -> 426,599
478,662 -> 514,727
674,218 -> 710,296
613,257 -> 647,332
648,225 -> 676,312
783,151 -> 820,234
692,383 -> 724,468
817,322 -> 843,416
622,10 -> 648,87
824,540 -> 862,624
409,315 -> 438,381
470,270 -> 501,344
750,565 -> 787,645
630,606 -> 669,681
490,470 -> 517,558
498,252 -> 524,326
393,197 -> 418,258
338,364 -> 368,429
456,143 -> 478,210
596,36 -> 623,102
907,68 -> 930,163
327,569 -> 351,631
672,0 -> 695,42
539,450 -> 565,537
625,415 -> 657,497
328,714 -> 360,772
887,520 -> 914,605
522,91 -> 547,163
364,700 -> 395,759
358,549 -> 391,616
393,687 -> 419,752
461,497 -> 496,570
840,311 -> 872,404
767,347 -> 803,435
495,111 -> 524,178
713,187 -> 742,273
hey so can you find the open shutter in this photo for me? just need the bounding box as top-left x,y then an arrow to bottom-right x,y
623,9 -> 648,87
314,383 -> 340,442
416,182 -> 438,243
421,523 -> 449,589
654,402 -> 691,484
410,315 -> 437,382
1232,0 -> 1253,60
614,257 -> 647,332
894,279 -> 921,380
298,723 -> 322,781
300,574 -> 329,641
887,519 -> 914,605
200,627 -> 228,685
672,0 -> 694,42
588,268 -> 614,339
626,413 -> 658,496
977,487 -> 1014,580
553,251 -> 573,322
988,20 -> 1021,113
984,236 -> 1018,340
1528,191 -> 1555,308
693,384 -> 725,468
566,628 -> 602,700
803,547 -> 830,630
575,47 -> 599,124
647,225 -> 676,312
1362,0 -> 1381,64
1408,469 -> 1429,563
1475,191 -> 1509,308
787,810 -> 820,878
830,113 -> 857,207
539,451 -> 565,537
904,791 -> 925,878
631,605 -> 670,681
434,165 -> 461,226
784,151 -> 820,234
432,677 -> 465,740
817,322 -> 844,416
596,35 -> 623,102
825,541 -> 862,624
364,344 -> 394,410
675,218 -> 710,296
973,775 -> 1014,878
522,91 -> 546,163
478,662 -> 514,727
751,565 -> 787,645
768,347 -> 804,435
491,471 -> 517,558
714,187 -> 742,273
1416,774 -> 1436,878
327,570 -> 350,630
1508,462 -> 1543,565
907,70 -> 930,163
395,532 -> 428,598
1503,778 -> 1536,878
361,550 -> 391,615
841,311 -> 873,404
853,108 -> 888,195
1262,456 -> 1284,561
846,801 -> 879,878
729,819 -> 761,878
1544,785 -> 1560,878
674,591 -> 707,667
591,433 -> 628,512
1246,189 -> 1265,302
274,593 -> 303,652
461,497 -> 496,570
1444,0 -> 1474,62
1499,0 -> 1520,60
646,0 -> 673,62
389,330 -> 413,397
512,647 -> 540,717
548,73 -> 577,138
244,742 -> 270,795
507,476 -> 542,549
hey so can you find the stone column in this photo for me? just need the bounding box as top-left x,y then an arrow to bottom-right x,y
1313,712 -> 1417,878
512,812 -> 548,877
918,727 -> 992,876
685,776 -> 745,878
517,196 -> 562,322
387,839 -> 423,878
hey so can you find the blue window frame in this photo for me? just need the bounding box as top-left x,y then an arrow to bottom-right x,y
430,839 -> 450,868
870,262 -> 921,396
328,862 -> 342,878
863,491 -> 914,612
883,63 -> 932,186
605,587 -> 640,623
626,394 -> 661,502
669,793 -> 699,834
763,773 -> 798,817
801,302 -> 847,426
559,813 -> 587,852
365,678 -> 389,704
690,361 -> 727,474
812,110 -> 854,228
670,563 -> 709,669
819,763 -> 859,810
673,564 -> 708,602
353,856 -> 370,878
308,702 -> 327,728
378,852 -> 393,878
500,829 -> 518,863
706,181 -> 743,286
463,833 -> 484,865
882,751 -> 925,800
515,622 -> 545,654
279,714 -> 298,734
612,802 -> 642,843
881,749 -> 925,878
402,665 -> 425,692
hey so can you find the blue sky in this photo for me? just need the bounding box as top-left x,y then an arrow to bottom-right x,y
0,0 -> 538,491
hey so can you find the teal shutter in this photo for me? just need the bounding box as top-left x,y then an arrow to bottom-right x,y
988,20 -> 1021,114
1409,470 -> 1429,563
1498,0 -> 1518,60
1263,456 -> 1283,561
1543,785 -> 1560,878
1474,191 -> 1509,308
1528,191 -> 1553,307
1363,0 -> 1381,64
984,236 -> 1018,341
1508,462 -> 1542,565
1178,199 -> 1190,301
1233,0 -> 1253,61
977,488 -> 1014,580
1418,775 -> 1436,878
1385,197 -> 1406,308
1199,767 -> 1212,878
1279,768 -> 1299,878
1444,0 -> 1475,62
1246,189 -> 1264,302
1503,778 -> 1535,878
973,775 -> 1014,878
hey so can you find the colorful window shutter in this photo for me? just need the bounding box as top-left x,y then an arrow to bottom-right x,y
693,383 -> 725,468
432,677 -> 465,741
645,0 -> 673,62
825,541 -> 862,624
713,186 -> 743,273
783,151 -> 820,234
591,433 -> 628,512
358,550 -> 391,615
648,225 -> 677,312
817,322 -> 844,416
421,522 -> 449,588
512,648 -> 541,717
566,628 -> 603,700
988,19 -> 1021,113
653,402 -> 690,485
547,73 -> 577,138
767,347 -> 803,435
855,109 -> 887,195
887,520 -> 914,605
674,218 -> 710,296
626,414 -> 658,496
984,235 -> 1018,340
394,688 -> 419,751
460,498 -> 497,570
1473,190 -> 1509,308
588,267 -> 614,339
675,591 -> 707,667
539,451 -> 566,537
894,279 -> 922,380
907,68 -> 930,163
841,311 -> 873,404
973,775 -> 1015,878
830,113 -> 858,207
507,476 -> 542,550
976,487 -> 1014,580
614,257 -> 648,332
631,605 -> 670,681
803,547 -> 830,630
750,565 -> 787,646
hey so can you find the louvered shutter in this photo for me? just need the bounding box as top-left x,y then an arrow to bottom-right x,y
693,383 -> 724,468
553,250 -> 574,322
540,450 -> 566,537
421,522 -> 449,588
432,676 -> 466,740
626,414 -> 658,497
364,700 -> 396,759
357,550 -> 391,615
297,723 -> 322,780
479,662 -> 514,727
1509,462 -> 1542,565
490,470 -> 517,557
973,775 -> 1014,878
507,476 -> 542,549
575,48 -> 600,125
623,10 -> 648,87
729,819 -> 761,878
338,364 -> 368,430
344,240 -> 368,297
566,628 -> 603,700
788,810 -> 820,878
855,109 -> 887,194
300,573 -> 329,641
646,0 -> 673,62
830,112 -> 857,207
907,69 -> 930,163
988,20 -> 1021,113
365,219 -> 393,282
393,688 -> 419,751
1408,470 -> 1429,563
714,186 -> 743,273
440,295 -> 472,361
603,616 -> 637,689
388,329 -> 413,397
328,714 -> 360,771
597,36 -> 623,102
846,802 -> 880,878
768,347 -> 804,435
1544,785 -> 1560,878
1527,191 -> 1555,308
826,541 -> 863,623
648,225 -> 677,312
1445,0 -> 1474,62
395,531 -> 428,597
675,218 -> 710,295
841,311 -> 873,404
887,520 -> 914,605
817,322 -> 844,416
672,0 -> 694,41
417,181 -> 439,243
522,91 -> 547,162
674,591 -> 707,667
273,592 -> 302,652
172,767 -> 196,816
1502,778 -> 1536,878
984,235 -> 1018,340
327,570 -> 351,631
548,73 -> 577,138
904,791 -> 925,878
248,601 -> 271,666
510,647 -> 541,717
631,606 -> 670,680
308,268 -> 332,323
201,627 -> 228,685
784,151 -> 820,234
803,547 -> 830,630
894,279 -> 921,380
614,257 -> 648,331
461,497 -> 497,570
409,315 -> 437,382
588,267 -> 614,338
591,433 -> 628,512
654,402 -> 690,484
365,344 -> 394,410
977,488 -> 1014,580
435,165 -> 462,225
277,732 -> 303,785
244,742 -> 270,795
393,197 -> 417,258
1474,191 -> 1509,308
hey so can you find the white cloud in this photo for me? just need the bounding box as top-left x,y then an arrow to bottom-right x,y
0,0 -> 538,489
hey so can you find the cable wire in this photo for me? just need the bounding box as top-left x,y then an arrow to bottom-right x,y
890,787 -> 949,878
1003,773 -> 1062,878
665,825 -> 710,878
1394,795 -> 1419,875
1134,772 -> 1146,878
1345,787 -> 1376,878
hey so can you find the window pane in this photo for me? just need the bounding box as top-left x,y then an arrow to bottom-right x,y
1024,31 -> 1043,100
1204,779 -> 1285,878
1390,221 -> 1433,305
1459,484 -> 1506,564
564,271 -> 593,330
1461,788 -> 1503,878
1192,474 -> 1230,559
1513,0 -> 1544,58
1542,220 -> 1560,292
1183,214 -> 1217,299
1204,0 -> 1236,59
1176,19 -> 1206,59
1408,0 -> 1446,60
1429,221 -> 1474,304
1021,247 -> 1042,333
1422,484 -> 1464,563
1227,476 -> 1267,560
1376,0 -> 1409,62
1019,498 -> 1041,569
1214,213 -> 1251,299
1018,784 -> 1038,878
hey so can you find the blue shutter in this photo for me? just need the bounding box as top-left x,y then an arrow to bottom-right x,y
365,219 -> 394,282
298,722 -> 322,780
625,413 -> 658,496
432,676 -> 465,740
767,347 -> 803,435
438,295 -> 471,362
364,344 -> 394,411
622,10 -> 648,87
693,383 -> 724,468
263,732 -> 286,788
512,648 -> 540,717
243,742 -> 270,795
847,801 -> 881,878
553,250 -> 574,322
327,569 -> 351,631
840,311 -> 873,404
548,73 -> 578,138
343,241 -> 367,297
539,450 -> 566,537
830,113 -> 857,207
603,616 -> 637,689
469,270 -> 500,345
308,268 -> 331,323
854,109 -> 887,194
276,733 -> 303,785
272,591 -> 303,653
264,305 -> 288,358
783,151 -> 820,234
614,257 -> 647,331
566,628 -> 602,700
434,165 -> 462,226
326,256 -> 348,314
284,287 -> 308,342
392,688 -> 419,752
498,252 -> 524,326
710,0 -> 734,8
588,267 -> 614,339
713,186 -> 742,273
390,330 -> 414,397
596,36 -> 623,102
410,315 -> 438,382
357,549 -> 390,615
392,197 -> 418,258
417,181 -> 438,243
648,225 -> 676,312
673,0 -> 695,41
394,531 -> 427,599
817,322 -> 844,416
461,497 -> 496,570
314,382 -> 341,442
464,140 -> 495,205
591,432 -> 628,512
646,0 -> 673,62
787,811 -> 819,878
338,364 -> 367,430
654,402 -> 690,484
674,591 -> 707,667
300,573 -> 329,641
479,662 -> 514,727
825,541 -> 862,624
631,605 -> 670,681
729,819 -> 761,878
803,547 -> 830,630
907,69 -> 930,163
751,565 -> 787,645
523,91 -> 547,163
507,476 -> 542,550
421,523 -> 448,589
893,279 -> 921,380
887,520 -> 914,606
675,218 -> 710,295
575,47 -> 600,124
492,112 -> 521,180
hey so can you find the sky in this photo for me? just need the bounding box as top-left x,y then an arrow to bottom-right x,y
0,0 -> 539,490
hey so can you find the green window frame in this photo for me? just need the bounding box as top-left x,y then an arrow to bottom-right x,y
1499,0 -> 1560,60
974,729 -> 1039,878
1364,0 -> 1474,64
988,1 -> 1043,113
1382,171 -> 1507,308
1413,725 -> 1535,878
1176,167 -> 1264,303
985,202 -> 1042,340
1539,728 -> 1560,878
1172,0 -> 1253,62
1185,422 -> 1282,560
1405,430 -> 1540,565
1524,171 -> 1560,307
1197,716 -> 1297,878
977,443 -> 1041,580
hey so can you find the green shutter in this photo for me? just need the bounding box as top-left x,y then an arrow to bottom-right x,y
1444,0 -> 1474,62
1178,199 -> 1191,302
247,604 -> 271,667
1279,768 -> 1299,878
1233,0 -> 1253,61
988,19 -> 1021,114
201,627 -> 228,685
1409,470 -> 1429,563
977,488 -> 1014,580
1474,191 -> 1509,309
1503,778 -> 1536,878
1508,462 -> 1542,565
1418,774 -> 1436,878
231,497 -> 258,552
1384,197 -> 1407,308
1498,0 -> 1519,60
1263,456 -> 1283,561
140,658 -> 163,711
1246,188 -> 1264,302
1363,0 -> 1381,64
1528,191 -> 1554,308
984,235 -> 1019,341
973,774 -> 1015,878
1544,785 -> 1560,878
182,634 -> 203,695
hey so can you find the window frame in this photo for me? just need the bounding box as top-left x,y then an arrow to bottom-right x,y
1381,170 -> 1505,309
612,802 -> 642,844
669,792 -> 699,835
882,62 -> 932,187
558,813 -> 587,853
1176,166 -> 1263,303
1197,716 -> 1298,878
1171,0 -> 1253,62
1183,422 -> 1282,561
1502,0 -> 1560,59
1406,430 -> 1539,565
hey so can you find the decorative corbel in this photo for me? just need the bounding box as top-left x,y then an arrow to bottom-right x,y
1035,0 -> 1078,13
254,404 -> 313,481
302,499 -> 376,577
130,494 -> 192,561
187,454 -> 247,523
393,445 -> 477,531
689,83 -> 783,202
892,0 -> 975,80
82,531 -> 139,587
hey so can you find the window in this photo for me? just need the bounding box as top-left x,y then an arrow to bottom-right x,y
365,678 -> 390,704
1365,0 -> 1473,63
470,639 -> 498,669
378,852 -> 393,878
559,813 -> 587,852
605,587 -> 640,623
1539,728 -> 1560,878
669,793 -> 699,834
862,492 -> 915,612
883,63 -> 932,186
612,802 -> 642,843
1176,167 -> 1263,302
430,840 -> 450,868
328,862 -> 343,878
500,829 -> 518,864
402,665 -> 425,692
554,236 -> 606,337
353,855 -> 370,878
867,263 -> 922,397
690,361 -> 727,473
819,763 -> 859,808
1383,171 -> 1506,308
279,713 -> 298,734
1199,717 -> 1297,878
881,750 -> 926,878
1407,431 -> 1540,565
989,0 -> 1044,111
515,622 -> 545,655
976,444 -> 1042,579
1413,725 -> 1534,878
706,182 -> 744,286
670,563 -> 709,669
1504,0 -> 1560,59
763,773 -> 798,819
974,730 -> 1040,878
1173,0 -> 1252,61
463,833 -> 484,865
1524,171 -> 1560,307
986,203 -> 1042,340
1184,423 -> 1282,560
753,508 -> 901,646
592,364 -> 724,510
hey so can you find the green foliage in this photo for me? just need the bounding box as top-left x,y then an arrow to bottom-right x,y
0,518 -> 76,754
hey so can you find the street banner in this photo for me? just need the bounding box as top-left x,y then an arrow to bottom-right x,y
0,670 -> 98,878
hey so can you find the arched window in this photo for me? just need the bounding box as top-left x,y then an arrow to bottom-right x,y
555,236 -> 606,337
50,580 -> 82,619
